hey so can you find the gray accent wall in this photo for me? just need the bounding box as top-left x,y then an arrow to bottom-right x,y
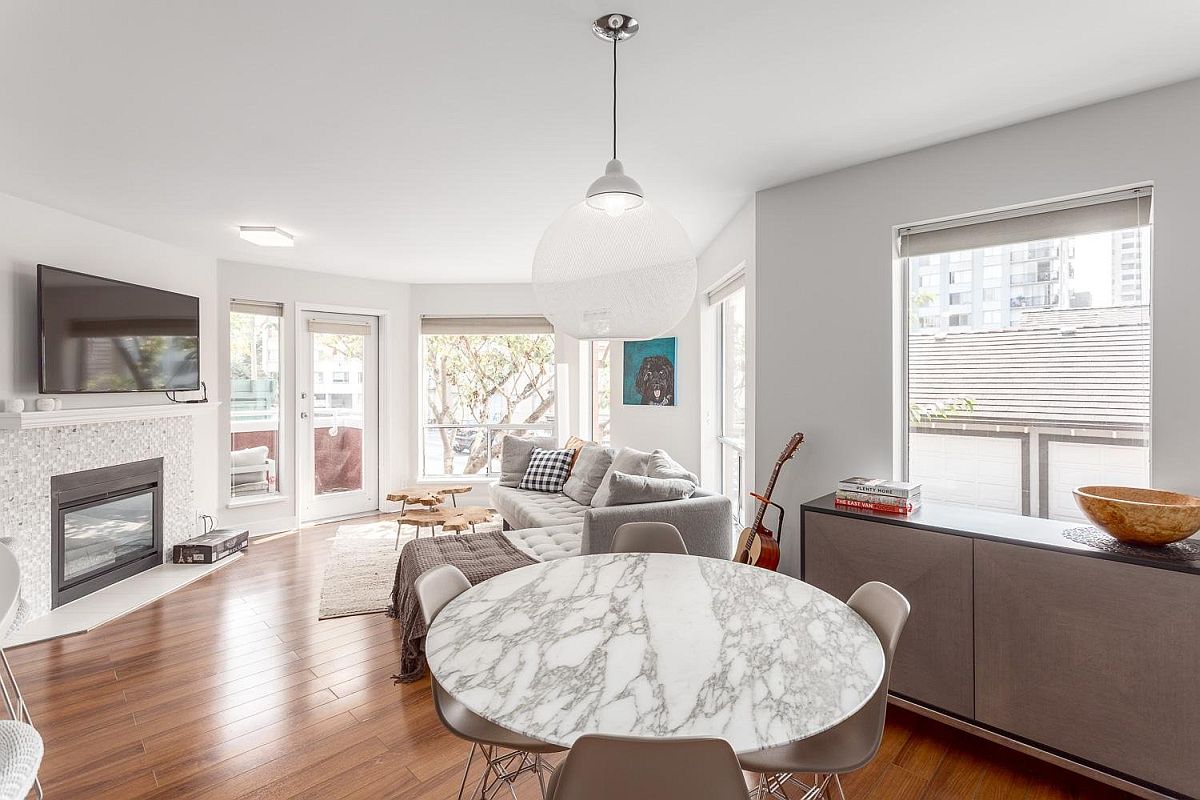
756,77 -> 1200,577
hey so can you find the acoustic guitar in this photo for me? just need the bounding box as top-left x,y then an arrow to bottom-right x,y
733,432 -> 804,570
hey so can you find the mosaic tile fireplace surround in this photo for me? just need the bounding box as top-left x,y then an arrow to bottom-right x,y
0,416 -> 196,619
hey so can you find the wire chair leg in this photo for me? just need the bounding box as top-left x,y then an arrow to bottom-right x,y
456,743 -> 478,800
1,646 -> 40,799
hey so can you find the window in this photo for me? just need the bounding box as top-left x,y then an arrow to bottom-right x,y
918,273 -> 940,288
420,316 -> 556,477
949,291 -> 971,306
901,188 -> 1151,520
982,287 -> 1001,302
229,301 -> 283,499
590,340 -> 611,445
331,371 -> 349,383
713,279 -> 747,524
949,269 -> 972,285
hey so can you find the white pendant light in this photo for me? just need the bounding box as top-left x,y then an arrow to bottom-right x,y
532,14 -> 697,340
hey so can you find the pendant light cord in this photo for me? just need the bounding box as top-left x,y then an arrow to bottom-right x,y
612,36 -> 618,161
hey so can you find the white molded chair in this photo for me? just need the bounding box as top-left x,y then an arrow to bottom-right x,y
546,734 -> 749,800
0,721 -> 42,800
611,522 -> 689,555
0,543 -> 42,800
740,581 -> 911,799
415,564 -> 566,799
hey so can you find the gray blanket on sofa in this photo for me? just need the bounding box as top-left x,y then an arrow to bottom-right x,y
388,530 -> 536,683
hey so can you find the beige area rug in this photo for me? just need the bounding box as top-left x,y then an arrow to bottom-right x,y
318,516 -> 502,619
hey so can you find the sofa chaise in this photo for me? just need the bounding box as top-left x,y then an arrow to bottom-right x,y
491,437 -> 733,561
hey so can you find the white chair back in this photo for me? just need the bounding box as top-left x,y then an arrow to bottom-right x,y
0,545 -> 20,641
414,564 -> 471,627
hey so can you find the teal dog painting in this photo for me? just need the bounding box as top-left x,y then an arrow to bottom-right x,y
623,337 -> 676,406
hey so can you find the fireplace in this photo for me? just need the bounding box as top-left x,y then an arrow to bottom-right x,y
51,458 -> 164,608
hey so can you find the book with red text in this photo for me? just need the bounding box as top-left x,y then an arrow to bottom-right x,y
834,496 -> 921,515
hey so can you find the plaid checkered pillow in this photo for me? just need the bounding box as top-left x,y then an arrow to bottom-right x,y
518,447 -> 575,493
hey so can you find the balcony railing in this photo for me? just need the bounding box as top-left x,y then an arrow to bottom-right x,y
422,422 -> 555,477
1009,247 -> 1057,262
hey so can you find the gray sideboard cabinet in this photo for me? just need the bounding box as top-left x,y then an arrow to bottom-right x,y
801,494 -> 1200,800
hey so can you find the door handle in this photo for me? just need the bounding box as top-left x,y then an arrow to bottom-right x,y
300,412 -> 309,419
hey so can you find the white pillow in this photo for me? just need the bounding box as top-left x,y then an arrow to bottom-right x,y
231,446 -> 269,467
605,471 -> 696,505
563,445 -> 615,506
648,449 -> 699,484
590,446 -> 652,507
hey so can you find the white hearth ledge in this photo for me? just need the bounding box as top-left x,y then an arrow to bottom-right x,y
5,555 -> 242,648
0,401 -> 220,431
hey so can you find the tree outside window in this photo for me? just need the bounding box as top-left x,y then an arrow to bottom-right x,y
422,333 -> 556,476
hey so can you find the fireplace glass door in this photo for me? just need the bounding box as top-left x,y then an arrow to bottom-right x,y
61,490 -> 156,585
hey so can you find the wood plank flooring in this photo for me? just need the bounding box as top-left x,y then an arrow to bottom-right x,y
8,516 -> 1135,799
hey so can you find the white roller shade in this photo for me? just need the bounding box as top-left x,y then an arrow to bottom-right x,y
420,316 -> 554,335
231,300 -> 283,316
899,188 -> 1152,258
307,319 -> 371,336
705,271 -> 745,306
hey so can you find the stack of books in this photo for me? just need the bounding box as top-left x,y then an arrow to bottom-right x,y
835,477 -> 922,515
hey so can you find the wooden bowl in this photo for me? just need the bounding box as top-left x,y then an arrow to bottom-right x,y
1072,486 -> 1200,546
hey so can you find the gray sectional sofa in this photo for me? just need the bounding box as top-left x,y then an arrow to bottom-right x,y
492,437 -> 734,562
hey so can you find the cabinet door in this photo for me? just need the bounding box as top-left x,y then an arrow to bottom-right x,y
803,511 -> 975,718
975,540 -> 1200,798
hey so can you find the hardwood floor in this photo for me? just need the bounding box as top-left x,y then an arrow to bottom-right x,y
8,516 -> 1134,799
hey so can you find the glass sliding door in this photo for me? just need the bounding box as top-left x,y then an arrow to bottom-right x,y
298,311 -> 379,521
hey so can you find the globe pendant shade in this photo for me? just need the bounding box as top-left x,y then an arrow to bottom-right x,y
532,199 -> 698,340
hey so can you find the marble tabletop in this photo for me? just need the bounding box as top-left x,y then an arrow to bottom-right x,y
425,553 -> 885,753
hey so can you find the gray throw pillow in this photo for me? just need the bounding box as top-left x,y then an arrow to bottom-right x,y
563,445 -> 615,506
590,446 -> 653,507
648,449 -> 699,484
605,471 -> 697,505
499,435 -> 557,487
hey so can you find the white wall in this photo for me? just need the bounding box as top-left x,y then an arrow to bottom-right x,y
217,260 -> 412,533
607,307 -> 701,473
604,200 -> 757,482
755,77 -> 1200,577
0,192 -> 220,521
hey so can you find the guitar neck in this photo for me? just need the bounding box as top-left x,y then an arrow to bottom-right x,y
752,460 -> 785,530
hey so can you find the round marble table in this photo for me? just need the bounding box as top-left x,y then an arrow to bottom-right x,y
425,553 -> 885,754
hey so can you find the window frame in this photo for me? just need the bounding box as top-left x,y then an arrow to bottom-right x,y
588,339 -> 612,446
897,188 -> 1153,520
715,286 -> 747,525
417,326 -> 558,480
228,300 -> 285,507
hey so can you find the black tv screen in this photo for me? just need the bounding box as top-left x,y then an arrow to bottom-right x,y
38,265 -> 200,393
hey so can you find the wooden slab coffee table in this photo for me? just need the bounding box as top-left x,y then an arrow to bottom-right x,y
395,506 -> 496,549
387,485 -> 472,510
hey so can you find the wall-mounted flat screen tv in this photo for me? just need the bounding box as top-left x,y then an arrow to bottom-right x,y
38,265 -> 201,393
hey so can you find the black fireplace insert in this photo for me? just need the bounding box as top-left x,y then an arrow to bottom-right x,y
51,458 -> 164,608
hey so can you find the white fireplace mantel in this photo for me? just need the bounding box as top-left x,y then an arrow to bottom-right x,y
0,402 -> 219,431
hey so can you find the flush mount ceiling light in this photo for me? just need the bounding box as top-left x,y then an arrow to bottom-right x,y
532,14 -> 697,340
239,226 -> 294,247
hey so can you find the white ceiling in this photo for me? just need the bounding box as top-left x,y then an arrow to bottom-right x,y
1,1 -> 1199,283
